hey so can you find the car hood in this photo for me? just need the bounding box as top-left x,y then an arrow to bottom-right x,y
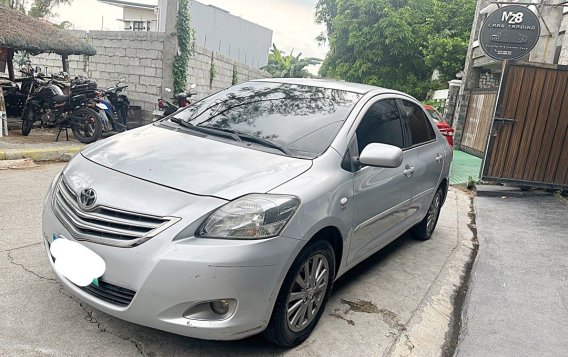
81,125 -> 313,200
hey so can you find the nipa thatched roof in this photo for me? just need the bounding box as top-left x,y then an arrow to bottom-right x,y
0,5 -> 96,56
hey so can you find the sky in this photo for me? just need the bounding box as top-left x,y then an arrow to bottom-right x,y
51,0 -> 329,61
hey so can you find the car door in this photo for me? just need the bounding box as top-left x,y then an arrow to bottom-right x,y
398,99 -> 444,221
347,98 -> 415,264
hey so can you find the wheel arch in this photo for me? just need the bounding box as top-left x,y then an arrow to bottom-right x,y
438,177 -> 449,204
306,226 -> 344,276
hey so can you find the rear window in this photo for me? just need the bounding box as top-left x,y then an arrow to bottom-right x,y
401,100 -> 436,146
172,82 -> 362,158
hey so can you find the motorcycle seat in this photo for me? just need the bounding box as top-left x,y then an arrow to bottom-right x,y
71,94 -> 87,102
53,95 -> 69,103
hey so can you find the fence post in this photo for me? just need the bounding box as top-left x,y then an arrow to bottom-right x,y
444,79 -> 462,125
453,91 -> 471,147
0,87 -> 7,137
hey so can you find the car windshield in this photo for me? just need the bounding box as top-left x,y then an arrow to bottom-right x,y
170,82 -> 362,158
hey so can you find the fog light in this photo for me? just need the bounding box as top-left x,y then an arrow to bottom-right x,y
182,299 -> 236,320
210,299 -> 230,315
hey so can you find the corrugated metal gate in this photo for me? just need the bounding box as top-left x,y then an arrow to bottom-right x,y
482,62 -> 568,190
460,88 -> 498,157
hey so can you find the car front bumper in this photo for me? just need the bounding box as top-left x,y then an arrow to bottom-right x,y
41,159 -> 304,340
43,208 -> 302,340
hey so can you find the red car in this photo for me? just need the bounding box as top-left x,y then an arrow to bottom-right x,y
424,105 -> 454,147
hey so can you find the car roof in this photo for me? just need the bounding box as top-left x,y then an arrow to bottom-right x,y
252,78 -> 410,96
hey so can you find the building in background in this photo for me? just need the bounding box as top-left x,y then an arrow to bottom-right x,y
99,0 -> 158,31
99,0 -> 272,68
449,0 -> 568,149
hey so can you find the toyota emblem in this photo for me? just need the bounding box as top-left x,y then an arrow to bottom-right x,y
78,188 -> 97,210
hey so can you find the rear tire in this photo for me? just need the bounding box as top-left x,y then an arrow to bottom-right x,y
21,106 -> 35,136
263,239 -> 335,347
411,188 -> 443,241
71,108 -> 102,144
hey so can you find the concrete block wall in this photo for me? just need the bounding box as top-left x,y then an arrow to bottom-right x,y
32,30 -> 268,121
186,47 -> 268,101
33,31 -> 166,119
478,71 -> 500,89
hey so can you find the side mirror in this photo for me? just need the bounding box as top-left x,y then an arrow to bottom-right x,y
165,87 -> 172,93
359,143 -> 403,168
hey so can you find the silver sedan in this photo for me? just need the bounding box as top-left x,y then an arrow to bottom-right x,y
42,78 -> 452,347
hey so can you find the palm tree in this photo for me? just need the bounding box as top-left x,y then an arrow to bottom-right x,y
262,44 -> 322,78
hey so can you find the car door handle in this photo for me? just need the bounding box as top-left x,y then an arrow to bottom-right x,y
404,166 -> 415,177
436,154 -> 443,163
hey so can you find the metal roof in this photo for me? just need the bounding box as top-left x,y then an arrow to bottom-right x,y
98,0 -> 156,9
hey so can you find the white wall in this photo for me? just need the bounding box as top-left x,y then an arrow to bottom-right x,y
122,6 -> 157,31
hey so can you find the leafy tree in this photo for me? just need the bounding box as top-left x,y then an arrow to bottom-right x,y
316,0 -> 475,98
262,44 -> 322,78
0,0 -> 72,18
172,0 -> 196,93
54,20 -> 73,29
0,0 -> 26,12
28,0 -> 71,18
424,37 -> 468,81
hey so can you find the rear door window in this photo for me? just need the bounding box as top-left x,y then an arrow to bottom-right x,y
400,100 -> 436,146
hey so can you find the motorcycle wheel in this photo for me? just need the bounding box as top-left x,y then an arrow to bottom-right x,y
71,108 -> 103,144
21,106 -> 36,136
119,106 -> 128,125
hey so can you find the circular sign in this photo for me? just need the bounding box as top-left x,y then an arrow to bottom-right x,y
480,5 -> 541,61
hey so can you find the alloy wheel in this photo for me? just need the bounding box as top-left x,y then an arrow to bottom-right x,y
426,192 -> 442,234
286,253 -> 329,332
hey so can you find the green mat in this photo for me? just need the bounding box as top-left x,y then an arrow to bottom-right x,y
450,150 -> 482,185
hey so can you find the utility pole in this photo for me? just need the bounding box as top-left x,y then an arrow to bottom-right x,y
529,0 -> 563,63
161,0 -> 178,97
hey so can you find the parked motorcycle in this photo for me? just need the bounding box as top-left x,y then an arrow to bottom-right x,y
21,73 -> 103,144
1,66 -> 39,118
96,78 -> 130,132
152,84 -> 196,120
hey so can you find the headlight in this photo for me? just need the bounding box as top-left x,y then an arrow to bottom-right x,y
44,173 -> 62,206
196,194 -> 300,239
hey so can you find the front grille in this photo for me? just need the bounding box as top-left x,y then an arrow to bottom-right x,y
53,177 -> 178,247
80,280 -> 136,307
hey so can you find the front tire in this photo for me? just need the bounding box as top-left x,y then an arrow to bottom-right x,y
71,108 -> 102,144
263,239 -> 335,347
411,188 -> 443,241
21,106 -> 36,136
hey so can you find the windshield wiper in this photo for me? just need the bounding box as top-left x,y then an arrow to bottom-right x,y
170,118 -> 291,156
236,133 -> 292,156
170,117 -> 193,129
170,118 -> 242,142
200,126 -> 292,156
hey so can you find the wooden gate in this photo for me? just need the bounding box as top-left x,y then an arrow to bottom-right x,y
460,88 -> 498,157
482,61 -> 568,190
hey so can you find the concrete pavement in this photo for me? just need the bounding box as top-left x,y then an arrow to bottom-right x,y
0,163 -> 475,356
456,195 -> 568,356
0,128 -> 85,161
